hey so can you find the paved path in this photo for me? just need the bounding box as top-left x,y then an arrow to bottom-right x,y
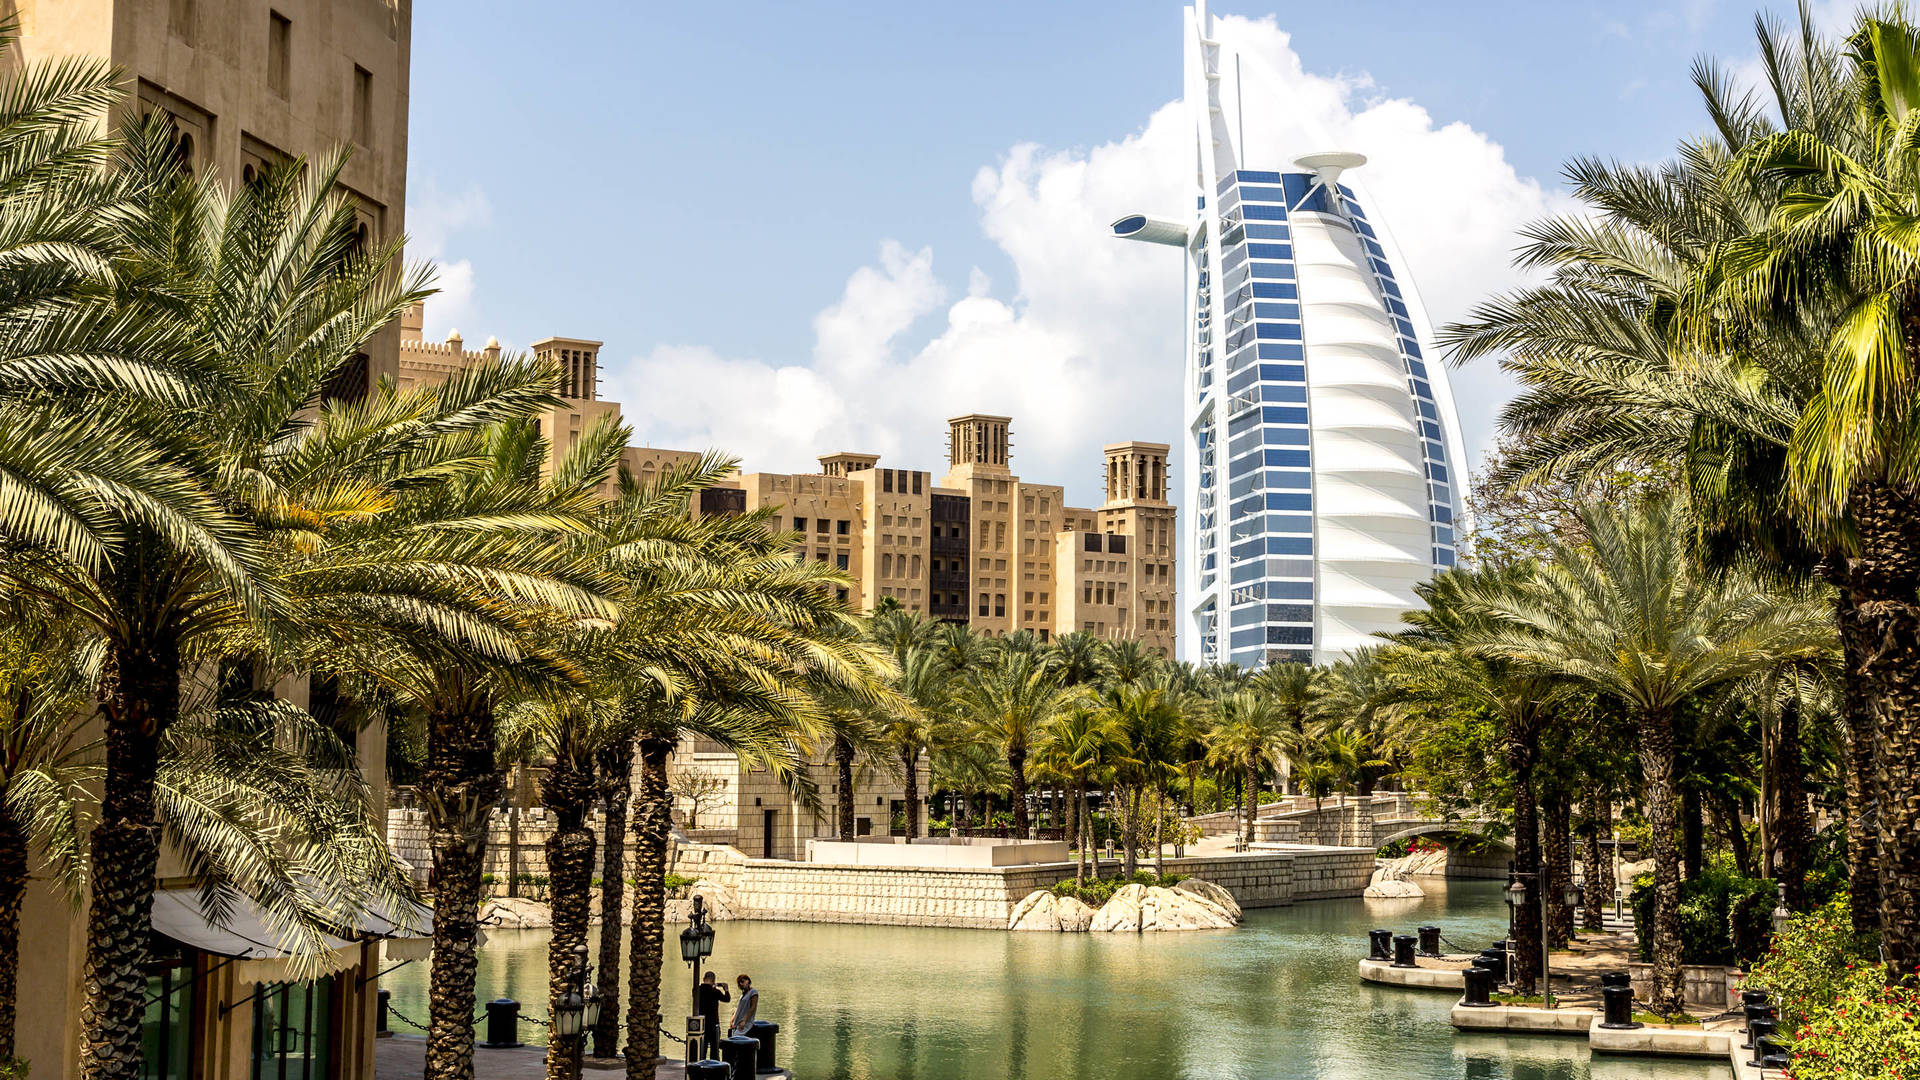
375,1036 -> 792,1080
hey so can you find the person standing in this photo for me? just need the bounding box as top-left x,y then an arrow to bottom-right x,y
728,974 -> 758,1038
695,971 -> 730,1060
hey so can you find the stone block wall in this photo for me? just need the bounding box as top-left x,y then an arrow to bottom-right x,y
667,849 -> 1340,929
387,807 -> 635,887
1287,850 -> 1376,900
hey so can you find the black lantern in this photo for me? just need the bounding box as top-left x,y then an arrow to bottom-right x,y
553,990 -> 586,1038
1563,881 -> 1584,910
678,923 -> 704,963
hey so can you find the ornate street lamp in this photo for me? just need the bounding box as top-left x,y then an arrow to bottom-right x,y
682,894 -> 715,1064
553,943 -> 597,1080
1772,883 -> 1793,935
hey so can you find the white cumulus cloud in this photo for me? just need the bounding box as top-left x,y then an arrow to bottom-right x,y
404,178 -> 492,340
610,13 -> 1571,505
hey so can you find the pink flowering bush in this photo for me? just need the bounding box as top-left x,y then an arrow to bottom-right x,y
1783,968 -> 1920,1080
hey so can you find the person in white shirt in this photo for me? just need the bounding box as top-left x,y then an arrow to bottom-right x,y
728,973 -> 758,1037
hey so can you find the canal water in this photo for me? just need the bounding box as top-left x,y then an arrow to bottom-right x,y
382,880 -> 1726,1080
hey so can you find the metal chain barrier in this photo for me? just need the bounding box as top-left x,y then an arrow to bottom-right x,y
1437,932 -> 1479,954
658,1026 -> 687,1045
384,1001 -> 432,1033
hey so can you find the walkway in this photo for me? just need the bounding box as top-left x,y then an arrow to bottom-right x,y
374,1036 -> 793,1080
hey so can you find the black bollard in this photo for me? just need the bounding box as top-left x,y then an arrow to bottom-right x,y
479,999 -> 522,1049
748,1020 -> 780,1074
687,1062 -> 731,1080
1757,1035 -> 1790,1069
1746,1017 -> 1779,1059
720,1035 -> 759,1080
1742,1005 -> 1778,1049
1599,970 -> 1632,989
377,988 -> 390,1034
1461,966 -> 1496,1007
1600,985 -> 1641,1029
1368,928 -> 1394,961
1741,988 -> 1771,1007
1417,925 -> 1442,957
1392,934 -> 1417,968
1476,950 -> 1507,982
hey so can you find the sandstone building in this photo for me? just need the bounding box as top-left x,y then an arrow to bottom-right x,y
6,4 -> 415,1080
399,307 -> 1178,653
400,306 -> 1179,853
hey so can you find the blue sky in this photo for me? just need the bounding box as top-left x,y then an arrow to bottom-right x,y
405,0 -> 1837,505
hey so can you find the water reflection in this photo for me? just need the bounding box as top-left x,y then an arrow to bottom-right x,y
382,881 -> 1726,1080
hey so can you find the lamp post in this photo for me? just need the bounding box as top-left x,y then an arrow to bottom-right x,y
1504,865 -> 1524,990
1772,882 -> 1793,936
550,943 -> 599,1080
679,894 -> 716,1064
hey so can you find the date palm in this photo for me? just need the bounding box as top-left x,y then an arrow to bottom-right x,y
1436,9 -> 1905,941
598,457 -> 892,1076
1061,707 -> 1123,880
1204,691 -> 1289,846
0,125 -> 459,1080
1462,496 -> 1835,1014
951,648 -> 1078,838
1386,565 -> 1574,993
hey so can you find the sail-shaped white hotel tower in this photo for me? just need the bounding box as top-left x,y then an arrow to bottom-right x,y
1114,2 -> 1469,669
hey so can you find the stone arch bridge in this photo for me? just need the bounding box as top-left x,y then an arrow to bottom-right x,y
1186,793 -> 1506,859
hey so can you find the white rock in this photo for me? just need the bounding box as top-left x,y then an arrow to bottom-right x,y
1140,887 -> 1238,931
1055,895 -> 1095,932
1007,890 -> 1054,931
479,896 -> 552,929
1173,878 -> 1243,921
1089,883 -> 1148,932
1365,877 -> 1426,898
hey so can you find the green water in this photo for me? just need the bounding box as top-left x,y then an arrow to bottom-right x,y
381,880 -> 1725,1080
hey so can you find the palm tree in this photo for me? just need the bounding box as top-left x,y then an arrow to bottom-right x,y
0,599 -> 408,1064
951,648 -> 1077,838
1434,9 -> 1910,945
598,459 -> 893,1076
1463,496 -> 1835,1013
866,609 -> 943,839
1386,569 -> 1572,994
1249,662 -> 1317,793
1204,691 -> 1289,846
1038,707 -> 1117,883
1098,684 -> 1183,877
0,129 -> 452,1080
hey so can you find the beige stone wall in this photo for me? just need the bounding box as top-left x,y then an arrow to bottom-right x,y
665,848 -> 1372,929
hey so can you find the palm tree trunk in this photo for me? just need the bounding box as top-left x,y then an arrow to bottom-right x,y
1153,784 -> 1166,879
1772,702 -> 1812,911
623,738 -> 673,1079
421,701 -> 507,1080
1240,766 -> 1256,846
1064,776 -> 1080,857
1844,482 -> 1920,977
1581,785 -> 1608,933
0,814 -> 25,1062
1506,713 -> 1543,995
79,636 -> 178,1080
834,733 -> 855,838
1007,744 -> 1030,838
1640,706 -> 1686,1016
1543,790 -> 1573,949
1827,567 -> 1883,936
901,745 -> 921,839
1121,787 -> 1139,878
591,739 -> 632,1059
1680,785 -> 1703,881
543,758 -> 597,1080
1074,780 -> 1087,885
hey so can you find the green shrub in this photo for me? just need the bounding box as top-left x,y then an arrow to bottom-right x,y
1049,872 -> 1189,906
1746,900 -> 1864,1031
1782,967 -> 1920,1080
663,872 -> 697,889
1629,860 -> 1777,967
0,1057 -> 31,1080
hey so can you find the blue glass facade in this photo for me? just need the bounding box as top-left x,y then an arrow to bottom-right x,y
1195,170 -> 1456,670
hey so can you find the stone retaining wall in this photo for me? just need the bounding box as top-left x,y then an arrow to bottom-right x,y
670,846 -> 1373,929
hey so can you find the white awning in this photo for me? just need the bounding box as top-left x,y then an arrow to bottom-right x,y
150,888 -> 436,982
